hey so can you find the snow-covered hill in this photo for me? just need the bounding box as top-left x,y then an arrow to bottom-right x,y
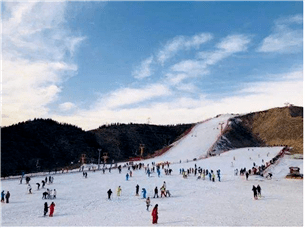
1,131 -> 303,226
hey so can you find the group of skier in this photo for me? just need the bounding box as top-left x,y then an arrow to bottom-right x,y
180,165 -> 222,182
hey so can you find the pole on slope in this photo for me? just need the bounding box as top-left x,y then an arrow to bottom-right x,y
98,149 -> 102,170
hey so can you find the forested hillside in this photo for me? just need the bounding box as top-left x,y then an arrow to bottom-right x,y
1,119 -> 193,177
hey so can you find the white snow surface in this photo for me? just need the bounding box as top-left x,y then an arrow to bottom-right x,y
153,114 -> 234,163
1,115 -> 303,226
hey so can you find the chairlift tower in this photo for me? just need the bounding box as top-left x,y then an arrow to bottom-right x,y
102,153 -> 109,164
98,149 -> 102,170
139,144 -> 145,157
81,154 -> 86,164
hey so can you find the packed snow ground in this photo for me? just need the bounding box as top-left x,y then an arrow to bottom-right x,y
1,115 -> 303,226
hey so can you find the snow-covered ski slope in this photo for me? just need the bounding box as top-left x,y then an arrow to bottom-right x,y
1,114 -> 303,226
1,149 -> 303,226
153,114 -> 233,163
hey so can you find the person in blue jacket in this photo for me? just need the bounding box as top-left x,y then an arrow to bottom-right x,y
142,188 -> 147,198
126,173 -> 129,181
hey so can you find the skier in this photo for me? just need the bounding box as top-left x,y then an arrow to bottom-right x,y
160,186 -> 166,197
36,183 -> 41,190
246,172 -> 249,180
162,181 -> 166,190
42,180 -> 45,188
53,189 -> 57,199
212,173 -> 215,182
147,169 -> 151,177
166,190 -> 171,197
146,197 -> 151,211
117,186 -> 122,196
257,185 -> 261,198
44,202 -> 48,216
126,173 -> 129,181
42,191 -> 48,199
107,189 -> 112,200
5,191 -> 10,203
208,172 -> 212,181
26,176 -> 31,184
151,204 -> 158,224
136,184 -> 139,196
157,169 -> 161,177
1,191 -> 5,202
142,188 -> 147,199
49,202 -> 55,217
217,169 -> 221,182
252,185 -> 258,200
27,184 -> 32,194
153,187 -> 159,198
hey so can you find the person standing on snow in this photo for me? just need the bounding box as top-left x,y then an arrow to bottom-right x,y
153,187 -> 159,198
44,202 -> 48,216
212,173 -> 215,182
146,197 -> 151,211
117,186 -> 122,196
151,204 -> 158,224
107,189 -> 112,200
142,188 -> 147,199
1,191 -> 5,203
126,173 -> 129,181
53,189 -> 57,199
136,184 -> 139,196
252,185 -> 258,200
257,185 -> 261,197
246,172 -> 249,180
217,169 -> 221,182
49,202 -> 55,217
208,172 -> 212,181
5,191 -> 10,203
27,184 -> 32,194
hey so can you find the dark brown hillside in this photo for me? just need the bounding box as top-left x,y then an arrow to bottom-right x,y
210,106 -> 303,154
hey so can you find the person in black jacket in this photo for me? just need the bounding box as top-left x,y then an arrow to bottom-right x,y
136,184 -> 139,196
257,185 -> 261,197
153,187 -> 159,198
44,202 -> 48,216
252,185 -> 258,200
107,189 -> 112,200
5,191 -> 10,203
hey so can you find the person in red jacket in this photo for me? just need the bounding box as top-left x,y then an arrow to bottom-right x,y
151,204 -> 158,224
49,202 -> 55,217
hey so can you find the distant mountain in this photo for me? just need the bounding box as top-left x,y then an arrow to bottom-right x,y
1,119 -> 193,177
209,105 -> 303,154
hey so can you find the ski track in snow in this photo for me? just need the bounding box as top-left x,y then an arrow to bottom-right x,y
1,115 -> 303,226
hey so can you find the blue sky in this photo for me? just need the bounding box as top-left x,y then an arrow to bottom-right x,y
1,1 -> 303,130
